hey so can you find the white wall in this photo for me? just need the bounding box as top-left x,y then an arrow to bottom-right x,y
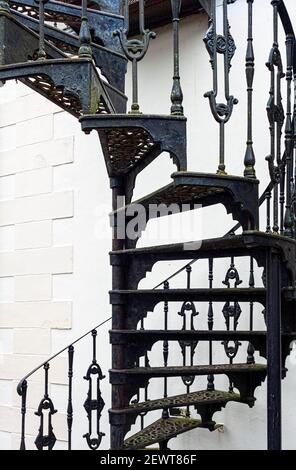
0,0 -> 295,450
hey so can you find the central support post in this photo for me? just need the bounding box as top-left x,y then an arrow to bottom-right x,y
266,249 -> 282,450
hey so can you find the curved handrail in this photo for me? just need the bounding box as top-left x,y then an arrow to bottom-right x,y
17,316 -> 111,395
278,0 -> 295,39
278,0 -> 296,73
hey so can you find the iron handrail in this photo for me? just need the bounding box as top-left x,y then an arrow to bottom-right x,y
16,316 -> 111,395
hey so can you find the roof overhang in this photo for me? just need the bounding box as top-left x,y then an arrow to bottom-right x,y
128,0 -> 210,35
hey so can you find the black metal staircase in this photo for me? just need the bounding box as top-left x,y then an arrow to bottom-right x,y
2,0 -> 296,451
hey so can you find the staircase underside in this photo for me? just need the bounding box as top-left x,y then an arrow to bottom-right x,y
80,114 -> 187,180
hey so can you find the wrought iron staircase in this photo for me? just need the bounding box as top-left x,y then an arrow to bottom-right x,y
1,0 -> 296,451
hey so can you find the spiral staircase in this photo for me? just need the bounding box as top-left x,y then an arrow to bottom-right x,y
1,0 -> 296,451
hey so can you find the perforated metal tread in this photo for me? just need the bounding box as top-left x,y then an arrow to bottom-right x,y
112,389 -> 253,416
123,417 -> 221,450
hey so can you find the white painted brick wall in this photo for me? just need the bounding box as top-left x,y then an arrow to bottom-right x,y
16,115 -> 53,147
0,302 -> 72,329
0,82 -> 75,449
15,274 -> 52,302
13,329 -> 51,355
15,168 -> 52,198
0,191 -> 73,226
0,137 -> 74,177
15,220 -> 52,250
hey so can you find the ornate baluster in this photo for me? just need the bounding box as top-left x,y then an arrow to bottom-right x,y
247,257 -> 255,364
244,0 -> 256,178
170,0 -> 183,115
266,188 -> 272,233
161,281 -> 170,420
79,0 -> 92,58
35,363 -> 57,450
36,0 -> 49,60
266,0 -> 285,234
207,258 -> 215,391
284,33 -> 294,236
222,257 -> 242,392
139,318 -> 149,430
83,330 -> 105,450
204,0 -> 238,175
178,266 -> 199,417
67,345 -> 74,450
19,380 -> 28,450
115,0 -> 156,113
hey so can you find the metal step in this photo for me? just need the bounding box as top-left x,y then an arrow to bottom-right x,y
0,58 -> 122,116
0,13 -> 126,115
110,172 -> 259,242
111,232 -> 296,263
8,0 -> 124,51
12,10 -> 127,92
80,115 -> 187,193
110,330 -> 296,366
110,232 -> 296,289
110,363 -> 267,402
110,287 -> 266,329
110,389 -> 254,416
110,363 -> 267,381
123,417 -> 220,450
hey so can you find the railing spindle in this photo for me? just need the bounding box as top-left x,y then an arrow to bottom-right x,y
207,258 -> 215,391
19,380 -> 28,450
284,32 -> 294,236
67,345 -> 74,450
204,0 -> 238,175
79,0 -> 92,58
115,0 -> 156,113
170,0 -> 183,115
247,257 -> 255,364
244,0 -> 256,178
37,0 -> 48,60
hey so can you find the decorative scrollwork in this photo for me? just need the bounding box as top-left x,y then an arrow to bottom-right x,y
222,258 -> 242,371
204,0 -> 238,175
34,364 -> 57,450
204,19 -> 236,72
114,0 -> 155,112
222,302 -> 242,331
222,259 -> 242,288
83,330 -> 106,450
178,300 -> 199,388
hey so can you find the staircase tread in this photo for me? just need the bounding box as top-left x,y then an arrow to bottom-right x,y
110,288 -> 266,306
80,114 -> 186,176
123,417 -> 217,449
112,288 -> 266,294
110,171 -> 258,214
0,57 -> 120,116
111,363 -> 267,376
110,231 -> 296,256
112,389 -> 252,415
110,329 -> 296,339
